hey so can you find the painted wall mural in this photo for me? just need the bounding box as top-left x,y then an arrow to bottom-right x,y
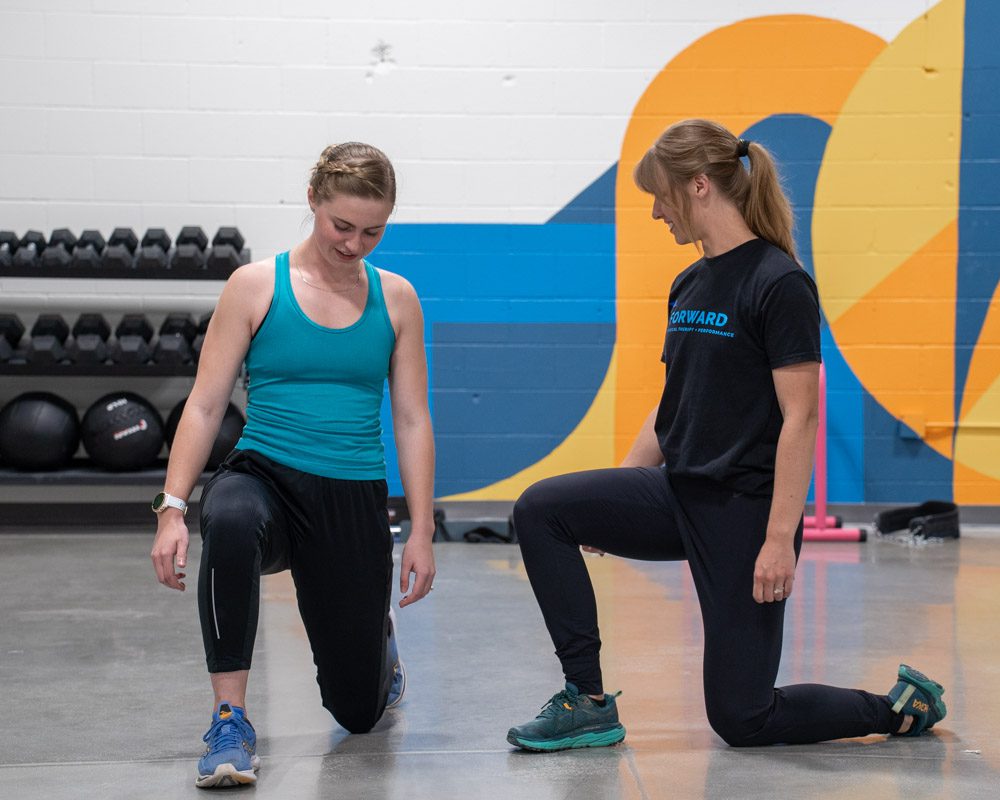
378,0 -> 998,504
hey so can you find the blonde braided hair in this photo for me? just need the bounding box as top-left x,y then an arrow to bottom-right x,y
310,142 -> 396,205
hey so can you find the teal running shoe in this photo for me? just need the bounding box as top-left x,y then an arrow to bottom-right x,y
507,682 -> 626,752
386,608 -> 406,709
888,664 -> 947,736
195,702 -> 260,788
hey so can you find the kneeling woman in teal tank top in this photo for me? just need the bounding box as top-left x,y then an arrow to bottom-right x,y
150,142 -> 436,789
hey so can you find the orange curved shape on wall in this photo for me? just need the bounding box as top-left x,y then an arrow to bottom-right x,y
614,16 -> 886,461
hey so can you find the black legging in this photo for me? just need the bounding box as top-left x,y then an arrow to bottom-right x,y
512,467 -> 901,746
197,448 -> 395,734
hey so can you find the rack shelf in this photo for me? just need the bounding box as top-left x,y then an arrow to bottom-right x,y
0,363 -> 198,377
0,460 -> 211,486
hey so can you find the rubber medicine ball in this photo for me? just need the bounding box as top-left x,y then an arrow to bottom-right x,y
81,392 -> 164,470
0,392 -> 80,470
165,398 -> 245,469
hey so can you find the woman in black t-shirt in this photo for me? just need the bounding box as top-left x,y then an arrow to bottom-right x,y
506,119 -> 945,752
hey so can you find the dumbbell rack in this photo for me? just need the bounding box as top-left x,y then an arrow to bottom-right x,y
1,228 -> 250,524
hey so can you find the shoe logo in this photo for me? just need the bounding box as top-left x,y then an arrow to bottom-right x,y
219,711 -> 233,719
562,703 -> 574,710
912,699 -> 930,713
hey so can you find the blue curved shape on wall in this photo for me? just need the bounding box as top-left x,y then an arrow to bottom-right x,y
957,0 -> 1000,420
375,221 -> 616,495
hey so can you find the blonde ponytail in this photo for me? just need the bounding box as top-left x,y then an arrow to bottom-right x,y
633,119 -> 798,263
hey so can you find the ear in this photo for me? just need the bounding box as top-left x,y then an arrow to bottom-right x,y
307,186 -> 316,212
691,174 -> 710,197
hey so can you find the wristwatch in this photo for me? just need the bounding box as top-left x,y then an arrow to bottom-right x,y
152,492 -> 188,516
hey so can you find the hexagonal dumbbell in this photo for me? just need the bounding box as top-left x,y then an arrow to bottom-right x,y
207,227 -> 247,275
72,230 -> 107,270
138,228 -> 172,270
0,231 -> 18,269
110,314 -> 154,364
102,227 -> 138,270
13,231 -> 47,268
0,313 -> 25,362
40,229 -> 77,270
153,312 -> 197,365
68,313 -> 112,365
171,226 -> 209,272
26,313 -> 71,365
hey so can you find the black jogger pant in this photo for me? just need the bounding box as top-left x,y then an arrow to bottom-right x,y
512,467 -> 901,746
197,449 -> 395,734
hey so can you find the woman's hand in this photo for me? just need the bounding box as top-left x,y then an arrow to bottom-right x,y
151,512 -> 190,591
752,537 -> 796,603
399,534 -> 435,608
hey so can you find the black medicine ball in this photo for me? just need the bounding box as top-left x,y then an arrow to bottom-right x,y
165,398 -> 245,469
81,392 -> 165,471
0,392 -> 80,470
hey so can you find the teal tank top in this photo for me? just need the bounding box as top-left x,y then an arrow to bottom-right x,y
235,251 -> 396,479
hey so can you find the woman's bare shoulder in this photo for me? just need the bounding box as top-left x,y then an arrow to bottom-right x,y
376,267 -> 418,301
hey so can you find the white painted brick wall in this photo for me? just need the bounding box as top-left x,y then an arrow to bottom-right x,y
0,0 -> 928,290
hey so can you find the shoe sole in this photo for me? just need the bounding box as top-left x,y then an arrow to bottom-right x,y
195,757 -> 260,789
507,724 -> 626,752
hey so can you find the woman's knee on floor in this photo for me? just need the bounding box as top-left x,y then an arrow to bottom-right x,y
705,701 -> 771,748
323,694 -> 383,734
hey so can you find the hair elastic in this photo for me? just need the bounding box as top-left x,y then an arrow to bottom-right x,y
736,139 -> 750,158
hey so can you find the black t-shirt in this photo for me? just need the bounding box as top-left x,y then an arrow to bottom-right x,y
655,238 -> 821,496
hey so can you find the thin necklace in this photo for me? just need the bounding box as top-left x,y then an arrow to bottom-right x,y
294,262 -> 362,294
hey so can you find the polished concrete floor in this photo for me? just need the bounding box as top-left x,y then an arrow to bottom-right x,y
1,527 -> 998,799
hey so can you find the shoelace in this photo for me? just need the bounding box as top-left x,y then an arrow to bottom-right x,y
537,690 -> 577,719
203,716 -> 251,751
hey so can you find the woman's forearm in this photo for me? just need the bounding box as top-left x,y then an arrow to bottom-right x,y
393,413 -> 436,539
766,411 -> 818,543
163,401 -> 227,501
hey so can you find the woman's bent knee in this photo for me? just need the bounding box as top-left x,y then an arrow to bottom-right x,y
328,703 -> 380,734
707,708 -> 769,748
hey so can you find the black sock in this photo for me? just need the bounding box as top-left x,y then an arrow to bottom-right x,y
591,695 -> 606,707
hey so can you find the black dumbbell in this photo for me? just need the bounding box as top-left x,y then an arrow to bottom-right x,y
0,313 -> 25,362
68,313 -> 112,364
207,227 -> 247,275
111,314 -> 154,364
171,226 -> 209,272
192,311 -> 212,361
0,231 -> 18,269
138,228 -> 172,270
40,229 -> 77,270
102,228 -> 138,269
153,313 -> 197,364
26,314 -> 71,365
13,231 -> 47,268
72,230 -> 107,269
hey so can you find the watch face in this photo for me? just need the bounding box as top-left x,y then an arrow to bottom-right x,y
152,492 -> 167,512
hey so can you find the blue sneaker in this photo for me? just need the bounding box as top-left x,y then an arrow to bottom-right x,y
386,608 -> 406,709
507,683 -> 626,751
888,664 -> 947,736
195,702 -> 260,788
